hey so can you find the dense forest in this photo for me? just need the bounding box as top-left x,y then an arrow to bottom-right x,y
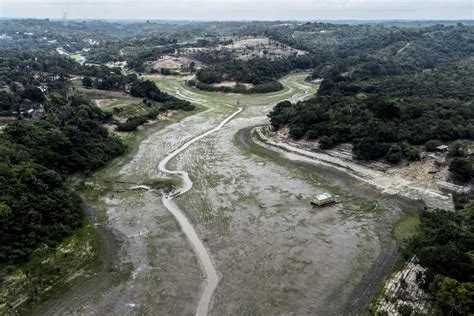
268,23 -> 474,182
0,46 -> 194,266
0,97 -> 126,264
406,197 -> 474,314
192,55 -> 322,93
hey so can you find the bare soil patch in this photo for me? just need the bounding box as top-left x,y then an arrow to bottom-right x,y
153,55 -> 203,70
76,87 -> 137,99
256,126 -> 467,210
223,37 -> 306,60
94,99 -> 116,108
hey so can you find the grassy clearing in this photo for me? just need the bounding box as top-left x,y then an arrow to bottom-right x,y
393,211 -> 420,241
77,88 -> 142,110
69,53 -> 86,64
70,79 -> 82,86
0,223 -> 101,315
117,102 -> 153,118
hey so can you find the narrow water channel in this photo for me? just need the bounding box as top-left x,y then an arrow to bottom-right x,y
158,107 -> 243,315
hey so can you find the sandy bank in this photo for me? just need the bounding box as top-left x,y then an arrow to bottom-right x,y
252,126 -> 467,210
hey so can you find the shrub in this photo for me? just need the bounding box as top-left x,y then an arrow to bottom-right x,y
449,157 -> 473,182
448,140 -> 467,157
425,140 -> 441,152
403,145 -> 421,161
353,137 -> 387,160
397,304 -> 413,316
319,135 -> 337,149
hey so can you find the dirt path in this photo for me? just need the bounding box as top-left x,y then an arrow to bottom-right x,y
158,107 -> 243,315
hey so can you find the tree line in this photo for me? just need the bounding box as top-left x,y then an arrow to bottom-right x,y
405,196 -> 474,315
268,23 -> 473,182
194,55 -> 322,93
0,94 -> 125,265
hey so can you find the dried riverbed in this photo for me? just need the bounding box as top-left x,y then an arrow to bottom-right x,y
42,73 -> 418,315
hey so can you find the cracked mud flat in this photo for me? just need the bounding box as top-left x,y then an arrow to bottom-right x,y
43,74 -> 415,315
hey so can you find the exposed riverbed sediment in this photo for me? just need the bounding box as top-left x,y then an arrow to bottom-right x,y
252,126 -> 459,211
41,73 -> 418,315
158,107 -> 242,315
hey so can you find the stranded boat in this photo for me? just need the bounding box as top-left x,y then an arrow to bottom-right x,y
311,192 -> 336,207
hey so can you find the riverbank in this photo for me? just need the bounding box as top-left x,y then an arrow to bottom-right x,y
237,127 -> 423,314
252,126 -> 463,211
34,73 -> 412,315
5,108 -> 204,315
159,107 -> 243,315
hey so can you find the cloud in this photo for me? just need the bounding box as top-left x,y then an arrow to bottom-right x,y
1,0 -> 472,20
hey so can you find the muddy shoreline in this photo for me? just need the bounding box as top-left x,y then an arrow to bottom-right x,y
37,204 -> 126,315
240,126 -> 423,314
158,107 -> 243,315
252,125 -> 458,211
37,74 -> 406,315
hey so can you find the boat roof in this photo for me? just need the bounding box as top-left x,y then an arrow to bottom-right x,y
316,192 -> 332,200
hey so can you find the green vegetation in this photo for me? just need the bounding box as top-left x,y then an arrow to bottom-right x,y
1,18 -> 474,314
194,55 -> 319,93
0,38 -> 205,314
393,212 -> 420,241
116,112 -> 156,132
269,89 -> 473,163
0,223 -> 101,315
0,49 -> 78,116
406,201 -> 474,314
268,23 -> 472,71
110,80 -> 194,132
450,157 -> 474,182
268,24 -> 473,180
0,97 -> 125,265
130,79 -> 191,109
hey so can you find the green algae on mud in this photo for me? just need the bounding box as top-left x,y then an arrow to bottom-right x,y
233,126 -> 425,314
0,223 -> 101,315
38,73 -> 362,315
1,104 -> 206,315
393,210 -> 420,242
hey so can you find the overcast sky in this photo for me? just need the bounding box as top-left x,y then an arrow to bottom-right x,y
1,0 -> 472,20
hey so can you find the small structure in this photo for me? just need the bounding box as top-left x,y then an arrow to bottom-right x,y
311,192 -> 336,207
436,145 -> 449,153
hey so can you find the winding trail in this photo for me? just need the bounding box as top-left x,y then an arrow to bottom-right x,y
158,107 -> 243,316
